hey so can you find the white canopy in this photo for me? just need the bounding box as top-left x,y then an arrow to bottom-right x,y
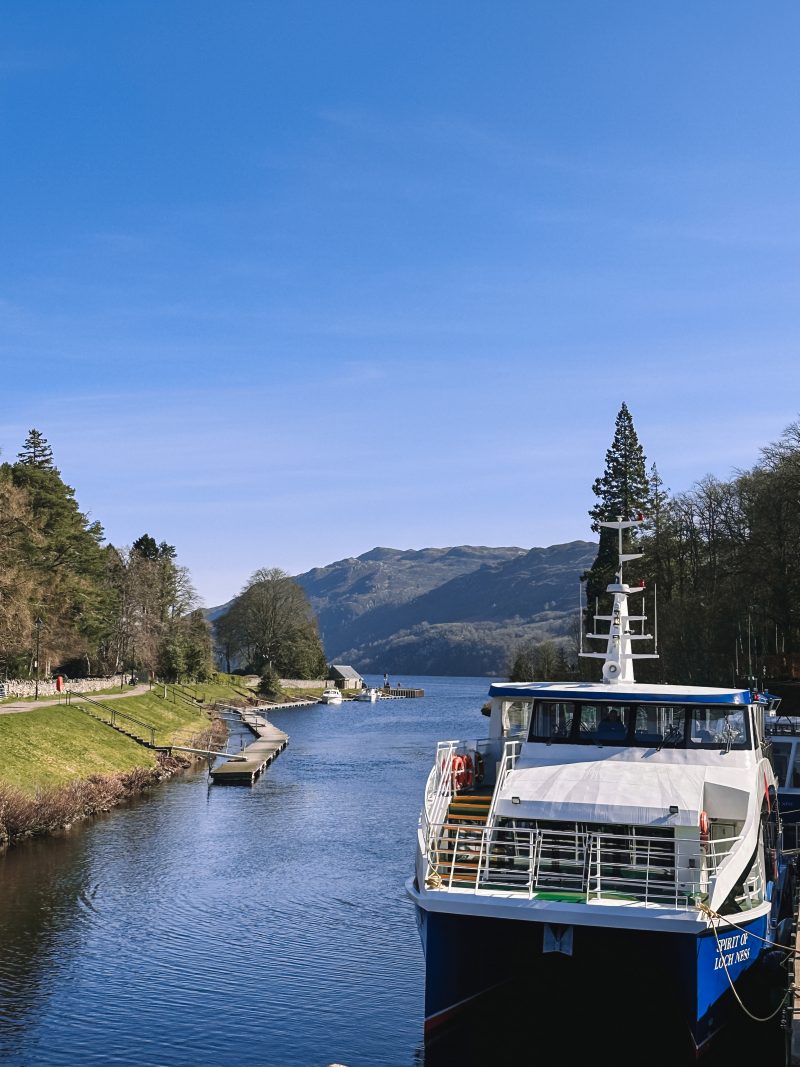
495,754 -> 753,826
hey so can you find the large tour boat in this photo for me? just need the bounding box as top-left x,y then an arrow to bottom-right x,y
407,517 -> 797,1060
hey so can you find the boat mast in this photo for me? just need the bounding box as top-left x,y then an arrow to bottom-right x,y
580,515 -> 658,684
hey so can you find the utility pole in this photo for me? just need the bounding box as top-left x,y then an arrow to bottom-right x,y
34,616 -> 43,700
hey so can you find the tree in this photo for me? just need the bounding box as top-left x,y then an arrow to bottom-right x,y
215,567 -> 327,678
3,429 -> 110,673
258,663 -> 283,700
509,639 -> 574,682
17,429 -> 55,470
182,609 -> 215,681
584,402 -> 651,610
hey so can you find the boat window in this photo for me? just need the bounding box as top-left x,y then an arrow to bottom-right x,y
772,744 -> 790,788
530,701 -> 578,741
502,700 -> 533,739
631,704 -> 686,747
689,706 -> 750,749
596,705 -> 628,742
527,700 -> 751,749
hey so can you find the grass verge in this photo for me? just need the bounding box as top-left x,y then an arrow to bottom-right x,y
0,675 -> 250,852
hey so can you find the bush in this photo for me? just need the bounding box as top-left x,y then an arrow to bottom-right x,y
258,664 -> 282,701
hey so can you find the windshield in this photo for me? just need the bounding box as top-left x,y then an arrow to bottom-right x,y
529,700 -> 750,749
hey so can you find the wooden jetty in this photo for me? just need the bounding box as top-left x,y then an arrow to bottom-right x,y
380,686 -> 424,699
210,710 -> 288,785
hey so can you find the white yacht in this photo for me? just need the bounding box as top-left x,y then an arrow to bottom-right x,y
320,686 -> 343,705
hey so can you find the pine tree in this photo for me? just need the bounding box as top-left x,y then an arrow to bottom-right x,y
584,402 -> 650,612
17,429 -> 55,470
6,429 -> 108,672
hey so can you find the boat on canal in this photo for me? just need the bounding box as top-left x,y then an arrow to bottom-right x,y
320,686 -> 343,705
407,516 -> 797,1060
764,698 -> 800,850
357,687 -> 379,703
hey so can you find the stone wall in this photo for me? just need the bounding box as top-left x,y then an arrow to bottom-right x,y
0,676 -> 122,699
280,678 -> 332,689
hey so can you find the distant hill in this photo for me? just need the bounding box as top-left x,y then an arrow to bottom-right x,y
296,541 -> 597,676
208,541 -> 598,677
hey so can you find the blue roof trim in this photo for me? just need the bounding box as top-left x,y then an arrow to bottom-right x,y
487,683 -> 750,705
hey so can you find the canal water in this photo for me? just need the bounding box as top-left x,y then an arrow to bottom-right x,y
0,675 -> 492,1067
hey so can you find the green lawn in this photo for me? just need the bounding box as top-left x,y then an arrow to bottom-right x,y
0,676 -> 254,793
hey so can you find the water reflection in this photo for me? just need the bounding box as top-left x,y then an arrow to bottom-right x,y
0,830 -> 95,1038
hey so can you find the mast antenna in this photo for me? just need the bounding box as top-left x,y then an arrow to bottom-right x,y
579,513 -> 658,684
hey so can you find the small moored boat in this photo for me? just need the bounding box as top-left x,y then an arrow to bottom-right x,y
320,687 -> 343,705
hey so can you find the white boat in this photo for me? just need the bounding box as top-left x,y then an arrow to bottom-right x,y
407,516 -> 796,1059
320,686 -> 342,705
356,687 -> 378,703
763,699 -> 800,848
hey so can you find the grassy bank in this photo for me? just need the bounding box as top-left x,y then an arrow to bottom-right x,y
0,677 -> 249,792
0,674 -> 264,851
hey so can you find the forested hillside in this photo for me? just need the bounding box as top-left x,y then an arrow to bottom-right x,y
0,429 -> 214,682
294,542 -> 597,676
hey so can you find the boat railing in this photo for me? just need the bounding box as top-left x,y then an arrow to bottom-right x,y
422,741 -> 459,842
485,739 -> 522,828
425,822 -> 760,911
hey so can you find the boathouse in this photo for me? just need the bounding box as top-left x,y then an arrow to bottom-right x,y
328,664 -> 364,691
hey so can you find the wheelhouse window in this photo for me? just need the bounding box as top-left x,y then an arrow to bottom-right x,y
502,699 -> 533,739
529,700 -> 752,749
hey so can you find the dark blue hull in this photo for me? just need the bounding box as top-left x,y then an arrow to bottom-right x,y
415,902 -> 791,1059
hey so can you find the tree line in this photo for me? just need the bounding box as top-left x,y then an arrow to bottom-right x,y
0,429 -> 328,689
0,429 -> 214,682
513,402 -> 800,687
12,413 -> 797,692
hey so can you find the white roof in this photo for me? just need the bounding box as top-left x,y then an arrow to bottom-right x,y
496,751 -> 753,826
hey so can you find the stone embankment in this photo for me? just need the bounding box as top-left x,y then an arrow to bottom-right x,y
0,675 -> 123,700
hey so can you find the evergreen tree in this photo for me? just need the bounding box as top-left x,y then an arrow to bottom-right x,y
584,402 -> 650,610
17,429 -> 55,470
182,609 -> 214,681
4,430 -> 109,672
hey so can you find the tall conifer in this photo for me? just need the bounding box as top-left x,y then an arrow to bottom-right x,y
584,402 -> 650,615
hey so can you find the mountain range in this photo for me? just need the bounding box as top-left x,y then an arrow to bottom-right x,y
210,541 -> 598,678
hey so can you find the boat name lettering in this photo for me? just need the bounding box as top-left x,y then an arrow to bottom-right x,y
713,932 -> 750,969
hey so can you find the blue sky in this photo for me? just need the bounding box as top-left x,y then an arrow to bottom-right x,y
1,2 -> 798,607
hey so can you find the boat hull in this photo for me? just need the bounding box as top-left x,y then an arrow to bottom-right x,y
411,889 -> 785,1058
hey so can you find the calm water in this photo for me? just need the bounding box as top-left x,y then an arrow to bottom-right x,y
0,675 -> 494,1067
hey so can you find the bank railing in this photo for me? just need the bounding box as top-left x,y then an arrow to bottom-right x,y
68,691 -> 157,747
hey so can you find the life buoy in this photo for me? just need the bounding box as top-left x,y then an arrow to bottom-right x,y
451,754 -> 466,790
699,810 -> 710,847
461,754 -> 474,790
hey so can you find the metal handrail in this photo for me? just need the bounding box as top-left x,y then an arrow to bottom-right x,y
74,693 -> 156,747
424,823 -> 759,911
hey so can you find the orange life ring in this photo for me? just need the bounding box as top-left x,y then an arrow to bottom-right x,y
462,754 -> 474,790
451,754 -> 466,790
699,810 -> 710,846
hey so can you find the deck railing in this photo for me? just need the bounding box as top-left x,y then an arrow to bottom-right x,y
425,822 -> 759,911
